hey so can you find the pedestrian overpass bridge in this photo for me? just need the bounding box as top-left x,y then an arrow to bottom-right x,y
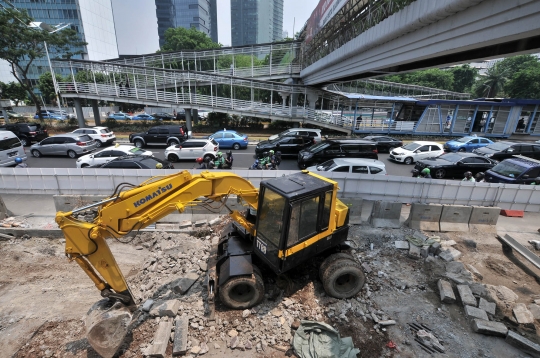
51,0 -> 540,137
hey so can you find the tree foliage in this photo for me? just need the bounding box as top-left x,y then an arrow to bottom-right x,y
0,81 -> 28,106
504,61 -> 540,99
160,27 -> 221,52
37,71 -> 65,104
383,68 -> 454,91
449,64 -> 478,93
0,8 -> 86,118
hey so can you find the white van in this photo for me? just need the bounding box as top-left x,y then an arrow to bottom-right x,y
0,130 -> 26,166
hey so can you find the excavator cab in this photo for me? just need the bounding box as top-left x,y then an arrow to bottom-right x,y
253,172 -> 350,274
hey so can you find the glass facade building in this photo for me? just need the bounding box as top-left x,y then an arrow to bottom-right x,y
155,0 -> 218,48
231,0 -> 283,47
1,0 -> 118,86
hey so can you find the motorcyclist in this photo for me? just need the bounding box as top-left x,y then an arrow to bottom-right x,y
462,171 -> 475,182
249,159 -> 261,170
475,172 -> 485,182
14,157 -> 28,168
205,156 -> 215,169
214,152 -> 225,169
420,168 -> 431,178
196,157 -> 208,169
223,150 -> 233,169
259,152 -> 270,169
265,150 -> 275,170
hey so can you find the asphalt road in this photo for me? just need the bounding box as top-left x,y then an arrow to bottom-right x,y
23,144 -> 415,177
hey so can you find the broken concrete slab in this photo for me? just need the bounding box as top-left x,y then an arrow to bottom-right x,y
464,305 -> 489,321
194,219 -> 207,227
437,279 -> 456,303
528,304 -> 540,320
505,330 -> 540,357
394,240 -> 409,250
471,319 -> 508,337
408,244 -> 421,259
457,285 -> 477,307
441,239 -> 457,247
478,298 -> 496,315
513,303 -> 535,324
173,316 -> 189,356
466,264 -> 483,280
171,272 -> 199,295
146,319 -> 173,357
179,221 -> 192,229
150,300 -> 180,317
439,247 -> 462,262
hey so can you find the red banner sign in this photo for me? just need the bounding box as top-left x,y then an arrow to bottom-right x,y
305,0 -> 350,43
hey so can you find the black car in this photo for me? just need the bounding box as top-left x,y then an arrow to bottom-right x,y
255,136 -> 314,157
129,125 -> 187,148
297,139 -> 378,169
473,142 -> 540,161
414,152 -> 498,179
89,155 -> 174,169
153,112 -> 175,120
363,135 -> 403,153
0,122 -> 48,146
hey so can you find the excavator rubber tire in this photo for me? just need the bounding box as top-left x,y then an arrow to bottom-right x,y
322,258 -> 365,299
319,253 -> 356,280
219,266 -> 264,309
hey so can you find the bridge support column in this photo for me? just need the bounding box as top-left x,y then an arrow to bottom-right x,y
306,92 -> 319,109
91,100 -> 101,126
184,108 -> 192,133
74,98 -> 85,128
290,79 -> 299,117
192,109 -> 198,126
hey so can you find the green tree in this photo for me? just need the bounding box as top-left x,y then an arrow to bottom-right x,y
37,71 -> 65,104
504,62 -> 540,99
449,64 -> 478,93
381,68 -> 454,91
160,27 -> 221,52
472,63 -> 508,98
497,55 -> 539,82
1,81 -> 28,106
0,8 -> 86,119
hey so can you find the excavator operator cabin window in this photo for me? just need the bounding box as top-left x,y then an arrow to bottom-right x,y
257,188 -> 286,248
287,196 -> 320,247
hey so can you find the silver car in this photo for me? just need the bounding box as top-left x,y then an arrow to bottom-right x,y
30,133 -> 98,158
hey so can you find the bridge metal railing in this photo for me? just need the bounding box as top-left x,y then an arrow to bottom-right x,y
1,168 -> 539,211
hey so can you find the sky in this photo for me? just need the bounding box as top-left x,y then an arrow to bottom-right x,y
112,0 -> 320,55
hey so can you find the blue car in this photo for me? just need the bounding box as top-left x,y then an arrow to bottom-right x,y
34,111 -> 66,120
108,112 -> 132,120
131,113 -> 155,121
209,130 -> 248,150
443,136 -> 493,152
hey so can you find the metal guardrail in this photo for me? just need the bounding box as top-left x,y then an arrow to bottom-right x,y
1,168 -> 539,211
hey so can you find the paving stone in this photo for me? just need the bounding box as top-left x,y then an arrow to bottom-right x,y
150,300 -> 180,317
194,219 -> 207,227
445,272 -> 468,285
172,316 -> 188,356
513,303 -> 535,324
437,279 -> 456,304
478,298 -> 496,315
467,264 -> 484,280
429,242 -> 441,255
171,272 -> 199,295
439,247 -> 462,262
395,240 -> 409,249
420,245 -> 430,258
464,305 -> 489,321
446,261 -> 466,274
408,244 -> 421,259
528,304 -> 540,320
471,319 -> 508,337
506,330 -> 540,357
457,285 -> 477,307
142,299 -> 154,312
146,319 -> 173,357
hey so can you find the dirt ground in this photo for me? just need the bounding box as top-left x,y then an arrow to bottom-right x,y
2,222 -> 540,358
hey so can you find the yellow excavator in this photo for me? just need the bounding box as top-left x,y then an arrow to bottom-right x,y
56,170 -> 365,357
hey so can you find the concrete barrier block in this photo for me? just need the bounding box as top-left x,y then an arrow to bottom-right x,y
369,201 -> 401,228
339,198 -> 363,225
469,206 -> 500,231
406,203 -> 442,231
53,195 -> 108,212
440,205 -> 473,232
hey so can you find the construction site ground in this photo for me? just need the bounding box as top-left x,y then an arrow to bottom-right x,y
2,208 -> 540,358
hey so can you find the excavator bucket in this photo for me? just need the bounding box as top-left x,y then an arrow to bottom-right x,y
85,299 -> 132,358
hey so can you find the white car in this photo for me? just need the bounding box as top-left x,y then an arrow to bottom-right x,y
71,126 -> 116,148
165,139 -> 218,162
76,145 -> 152,168
389,141 -> 444,165
307,158 -> 386,175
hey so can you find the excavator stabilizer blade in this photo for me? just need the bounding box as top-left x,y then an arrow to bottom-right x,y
85,299 -> 132,358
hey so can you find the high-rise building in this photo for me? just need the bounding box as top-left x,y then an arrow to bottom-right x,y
155,0 -> 218,48
231,0 -> 284,47
0,0 -> 118,86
